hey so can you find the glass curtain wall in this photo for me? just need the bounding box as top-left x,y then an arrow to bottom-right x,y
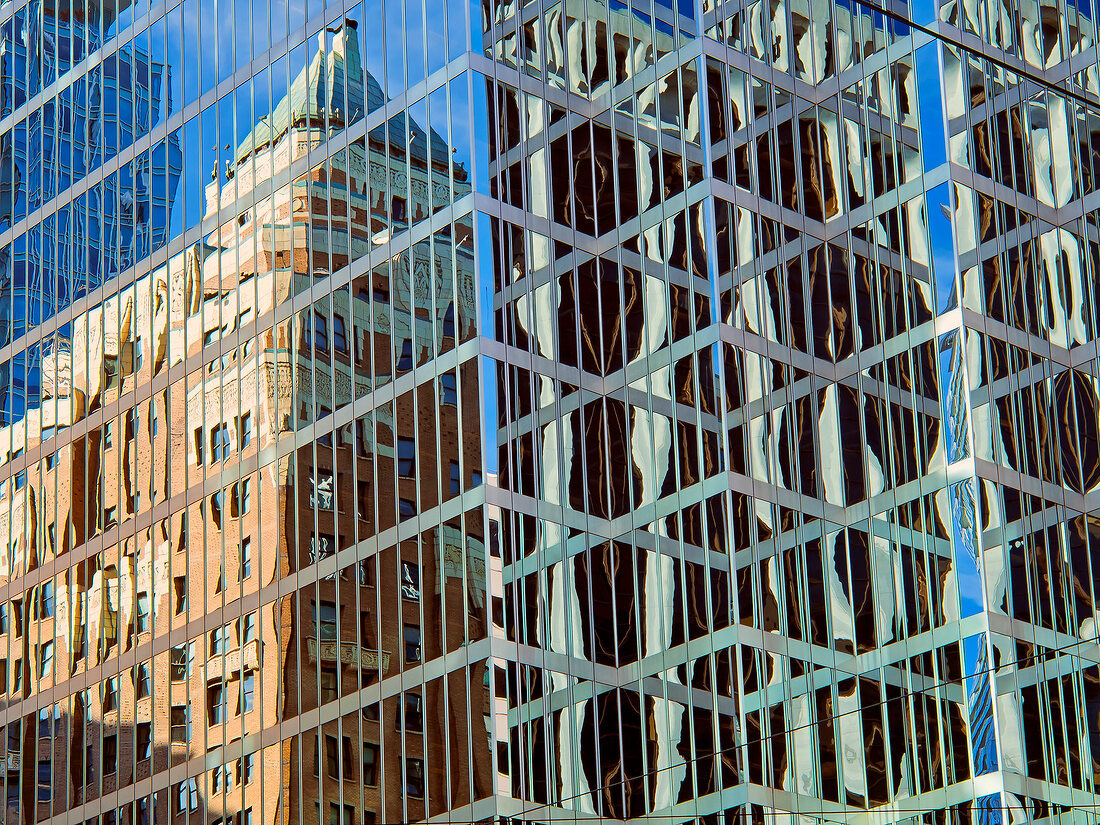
0,0 -> 1095,825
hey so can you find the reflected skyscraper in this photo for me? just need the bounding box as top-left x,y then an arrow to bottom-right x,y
0,0 -> 1098,824
0,0 -> 181,425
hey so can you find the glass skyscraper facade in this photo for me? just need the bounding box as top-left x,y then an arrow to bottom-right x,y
0,0 -> 1097,823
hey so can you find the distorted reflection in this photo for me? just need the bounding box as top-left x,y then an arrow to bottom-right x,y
0,6 -> 490,825
0,0 -> 1097,824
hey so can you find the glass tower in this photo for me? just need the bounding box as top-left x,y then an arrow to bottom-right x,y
0,0 -> 1096,824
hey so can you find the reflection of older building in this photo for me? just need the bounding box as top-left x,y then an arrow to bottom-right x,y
0,14 -> 490,825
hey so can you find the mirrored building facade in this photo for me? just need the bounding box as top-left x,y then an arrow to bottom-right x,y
0,0 -> 1097,824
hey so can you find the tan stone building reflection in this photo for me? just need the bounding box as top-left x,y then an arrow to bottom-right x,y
0,20 -> 491,825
